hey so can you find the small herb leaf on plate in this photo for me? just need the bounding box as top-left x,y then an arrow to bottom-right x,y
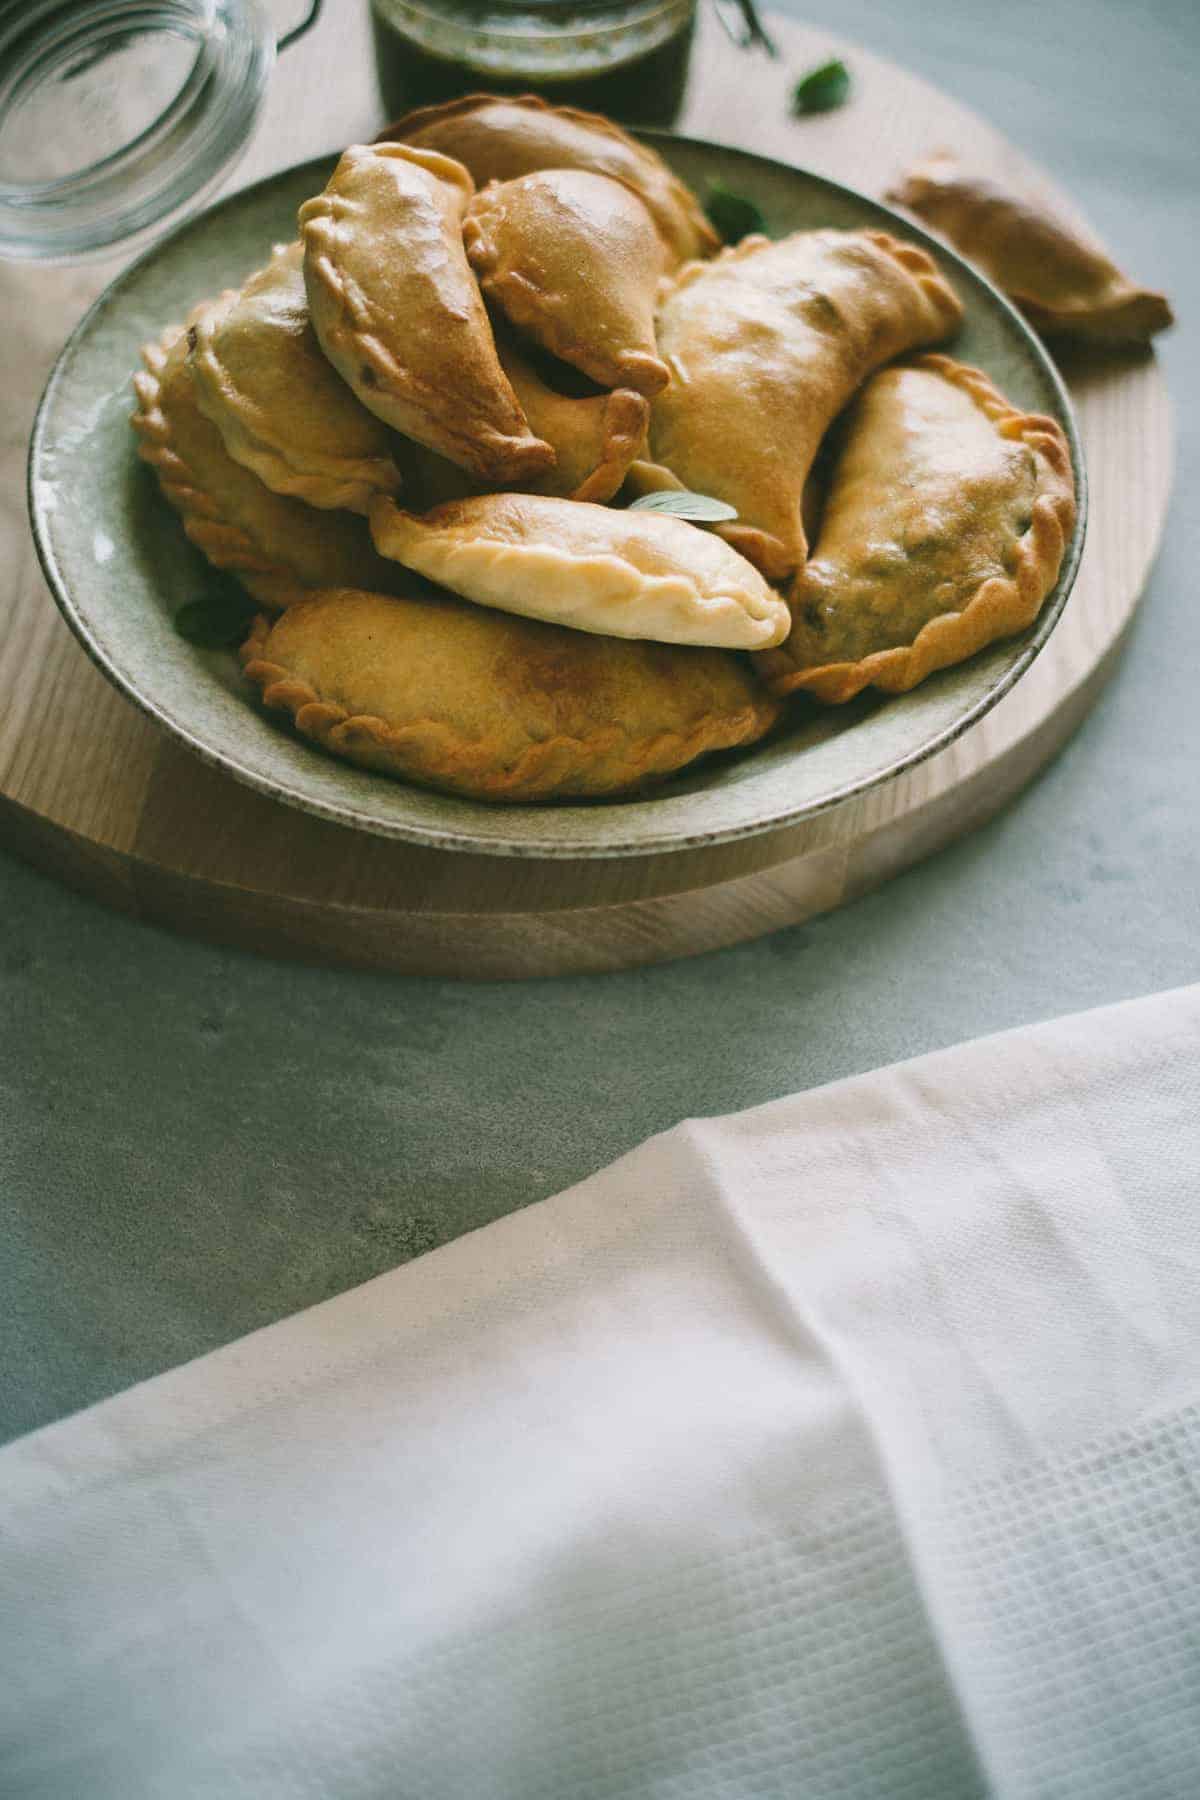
704,179 -> 765,244
791,58 -> 851,114
174,590 -> 259,649
628,490 -> 739,524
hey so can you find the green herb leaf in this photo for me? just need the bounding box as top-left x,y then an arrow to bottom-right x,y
791,57 -> 851,114
628,490 -> 739,524
174,590 -> 258,649
704,179 -> 765,245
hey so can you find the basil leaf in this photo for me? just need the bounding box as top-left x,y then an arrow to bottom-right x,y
792,58 -> 851,114
628,490 -> 739,524
704,180 -> 765,245
174,590 -> 258,649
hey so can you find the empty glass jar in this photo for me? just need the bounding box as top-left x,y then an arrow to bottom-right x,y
0,1 -> 319,263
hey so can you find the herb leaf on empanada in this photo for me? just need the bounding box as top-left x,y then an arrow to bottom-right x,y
368,492 -> 791,651
636,228 -> 964,580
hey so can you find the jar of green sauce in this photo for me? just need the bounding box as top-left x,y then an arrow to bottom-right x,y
370,0 -> 697,126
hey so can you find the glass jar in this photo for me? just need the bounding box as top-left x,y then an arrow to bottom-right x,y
0,1 -> 320,263
370,0 -> 697,127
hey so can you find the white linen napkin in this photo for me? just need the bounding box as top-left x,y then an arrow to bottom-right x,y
2,984 -> 1199,1800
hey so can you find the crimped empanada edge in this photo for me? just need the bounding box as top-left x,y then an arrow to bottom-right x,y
186,283 -> 405,516
569,389 -> 650,503
754,352 -> 1077,704
297,162 -> 555,483
661,228 -> 963,338
368,501 -> 790,650
378,89 -> 720,261
463,188 -> 671,399
239,607 -> 779,802
129,325 -> 301,610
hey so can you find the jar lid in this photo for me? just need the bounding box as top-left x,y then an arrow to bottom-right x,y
0,0 -> 279,263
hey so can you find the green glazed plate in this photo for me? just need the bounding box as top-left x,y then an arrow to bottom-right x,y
29,136 -> 1086,860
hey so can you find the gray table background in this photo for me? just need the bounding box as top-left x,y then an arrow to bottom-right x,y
2,0 -> 1195,1448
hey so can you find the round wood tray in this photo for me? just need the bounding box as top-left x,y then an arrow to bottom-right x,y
1,9 -> 1172,977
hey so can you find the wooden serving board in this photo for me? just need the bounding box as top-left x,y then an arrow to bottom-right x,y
0,8 -> 1171,978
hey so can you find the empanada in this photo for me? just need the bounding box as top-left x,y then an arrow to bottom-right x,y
399,338 -> 649,507
500,337 -> 648,502
754,355 -> 1076,703
369,492 -> 790,651
635,229 -> 963,580
379,92 -> 719,266
464,170 -> 671,396
887,155 -> 1173,345
187,243 -> 404,514
241,587 -> 778,802
131,327 -> 399,608
299,143 -> 554,483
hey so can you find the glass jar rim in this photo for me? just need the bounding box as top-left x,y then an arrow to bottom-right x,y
0,0 -> 275,263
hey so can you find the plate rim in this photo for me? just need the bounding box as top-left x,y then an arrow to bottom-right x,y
27,132 -> 1088,863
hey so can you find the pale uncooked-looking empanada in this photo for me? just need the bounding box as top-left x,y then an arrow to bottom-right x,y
754,354 -> 1077,703
186,243 -> 403,514
399,337 -> 648,508
464,170 -> 670,396
635,229 -> 963,581
240,587 -> 778,802
131,327 -> 399,608
379,92 -> 719,266
887,155 -> 1173,345
368,492 -> 790,651
299,144 -> 554,483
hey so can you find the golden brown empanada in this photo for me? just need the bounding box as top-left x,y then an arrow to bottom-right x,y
887,155 -> 1173,345
635,229 -> 963,580
241,587 -> 778,802
379,92 -> 719,266
369,492 -> 790,651
186,243 -> 403,514
399,337 -> 649,507
299,143 -> 554,483
500,337 -> 649,502
131,327 -> 399,608
754,354 -> 1076,703
464,170 -> 671,396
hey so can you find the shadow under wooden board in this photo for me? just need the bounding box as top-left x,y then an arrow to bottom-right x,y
2,8 -> 1173,977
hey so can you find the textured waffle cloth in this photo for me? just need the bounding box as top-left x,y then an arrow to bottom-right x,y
2,984 -> 1199,1799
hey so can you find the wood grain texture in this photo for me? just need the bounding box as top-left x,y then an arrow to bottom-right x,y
0,7 -> 1172,977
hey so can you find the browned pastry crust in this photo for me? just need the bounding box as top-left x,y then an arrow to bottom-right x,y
130,326 -> 398,608
377,92 -> 719,266
186,242 -> 404,514
299,143 -> 554,482
464,170 -> 671,397
388,337 -> 649,508
634,228 -> 964,580
240,587 -> 779,802
887,156 -> 1173,345
754,354 -> 1077,703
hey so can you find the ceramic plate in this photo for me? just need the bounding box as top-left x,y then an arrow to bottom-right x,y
29,136 -> 1086,860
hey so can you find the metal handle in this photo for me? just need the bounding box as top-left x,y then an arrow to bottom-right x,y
278,0 -> 323,53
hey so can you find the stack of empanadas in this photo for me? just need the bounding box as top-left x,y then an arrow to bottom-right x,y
133,95 -> 1095,806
